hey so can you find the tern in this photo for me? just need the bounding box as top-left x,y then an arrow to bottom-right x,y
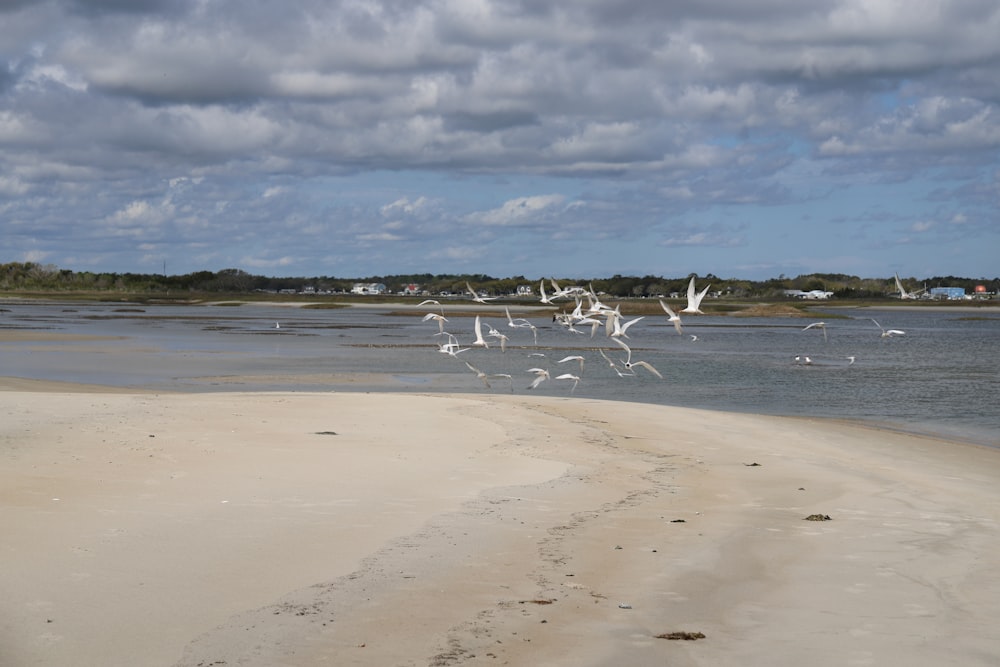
526,367 -> 551,389
681,276 -> 711,314
464,361 -> 492,389
598,348 -> 629,377
612,338 -> 663,378
802,321 -> 828,342
606,306 -> 644,339
472,315 -> 490,348
557,354 -> 586,374
659,299 -> 684,335
422,311 -> 449,333
555,373 -> 581,393
466,282 -> 498,303
871,318 -> 905,338
437,333 -> 469,357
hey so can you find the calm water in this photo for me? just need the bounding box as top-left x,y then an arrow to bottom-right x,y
2,300 -> 997,447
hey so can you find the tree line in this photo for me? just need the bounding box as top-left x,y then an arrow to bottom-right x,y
0,262 -> 996,299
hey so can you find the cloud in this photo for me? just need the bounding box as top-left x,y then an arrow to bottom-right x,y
466,194 -> 567,227
0,1 -> 997,279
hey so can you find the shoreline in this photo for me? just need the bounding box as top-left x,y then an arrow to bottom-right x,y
2,386 -> 999,666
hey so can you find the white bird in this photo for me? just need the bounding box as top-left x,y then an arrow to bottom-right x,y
846,356 -> 856,365
472,315 -> 490,348
555,373 -> 581,393
659,299 -> 684,335
557,354 -> 586,374
689,334 -> 698,342
422,311 -> 449,333
437,333 -> 469,357
681,276 -> 711,314
598,348 -> 628,377
802,321 -> 828,342
464,361 -> 492,388
871,318 -> 905,337
611,338 -> 663,378
466,282 -> 498,303
526,367 -> 551,389
275,322 -> 280,329
485,323 -> 509,352
794,355 -> 812,365
606,306 -> 644,339
539,279 -> 556,305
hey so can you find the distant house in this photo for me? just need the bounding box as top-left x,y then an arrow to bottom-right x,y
516,284 -> 534,297
929,286 -> 965,300
783,289 -> 833,300
402,283 -> 421,295
351,282 -> 387,295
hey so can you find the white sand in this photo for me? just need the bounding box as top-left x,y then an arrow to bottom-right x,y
1,384 -> 999,666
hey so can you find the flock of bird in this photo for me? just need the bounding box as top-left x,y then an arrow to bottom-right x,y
417,277 -> 906,391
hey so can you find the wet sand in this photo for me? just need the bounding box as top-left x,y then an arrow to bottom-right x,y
2,377 -> 999,666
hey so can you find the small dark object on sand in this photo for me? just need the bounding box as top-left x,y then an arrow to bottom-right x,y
670,519 -> 686,523
314,431 -> 339,436
744,462 -> 761,466
519,599 -> 554,605
804,514 -> 832,521
656,631 -> 706,640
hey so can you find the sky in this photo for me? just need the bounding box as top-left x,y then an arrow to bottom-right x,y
2,0 -> 999,281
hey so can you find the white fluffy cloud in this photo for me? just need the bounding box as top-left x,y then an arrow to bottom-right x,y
0,0 -> 998,279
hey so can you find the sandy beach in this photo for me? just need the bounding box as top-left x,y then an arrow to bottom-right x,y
2,378 -> 999,667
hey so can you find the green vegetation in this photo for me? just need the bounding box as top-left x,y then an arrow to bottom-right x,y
1,261 -> 997,303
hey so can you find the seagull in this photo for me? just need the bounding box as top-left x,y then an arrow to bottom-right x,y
612,338 -> 663,378
659,299 -> 684,335
802,321 -> 828,342
689,334 -> 698,342
871,318 -> 905,338
557,354 -> 586,374
555,373 -> 581,393
794,355 -> 812,365
275,322 -> 281,329
681,276 -> 711,314
846,356 -> 856,365
526,367 -> 551,389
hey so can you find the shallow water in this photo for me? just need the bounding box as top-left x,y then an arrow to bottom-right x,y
1,300 -> 997,447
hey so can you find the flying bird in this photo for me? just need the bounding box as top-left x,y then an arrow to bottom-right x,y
471,314 -> 490,348
681,276 -> 711,314
526,367 -> 551,389
612,338 -> 663,379
555,373 -> 581,393
466,282 -> 498,303
659,299 -> 684,335
802,321 -> 828,342
871,318 -> 905,337
557,354 -> 586,374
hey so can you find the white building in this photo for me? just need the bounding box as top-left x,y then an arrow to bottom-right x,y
351,282 -> 387,295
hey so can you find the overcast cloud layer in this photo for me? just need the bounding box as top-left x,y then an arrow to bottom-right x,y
2,0 -> 999,280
